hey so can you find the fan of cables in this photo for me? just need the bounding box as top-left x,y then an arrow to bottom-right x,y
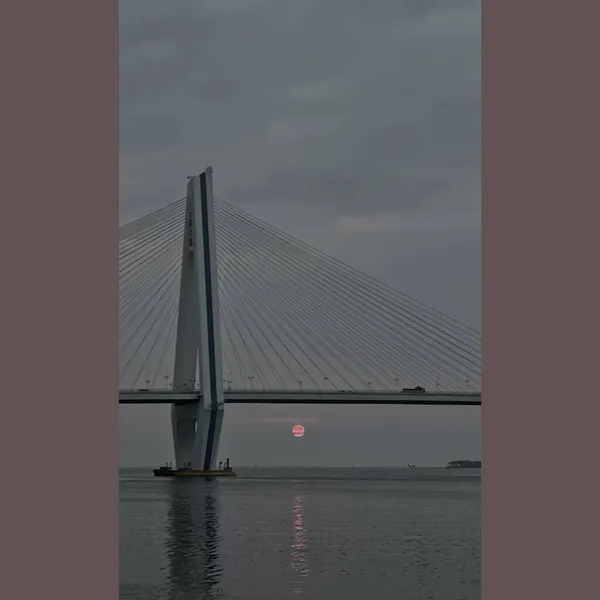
119,197 -> 481,393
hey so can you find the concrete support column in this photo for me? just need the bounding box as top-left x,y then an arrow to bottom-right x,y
170,403 -> 197,468
171,167 -> 225,471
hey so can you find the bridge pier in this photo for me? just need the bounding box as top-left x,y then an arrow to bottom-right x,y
170,168 -> 225,471
171,404 -> 225,470
192,405 -> 225,470
171,404 -> 197,467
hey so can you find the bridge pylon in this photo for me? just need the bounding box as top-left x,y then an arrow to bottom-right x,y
170,168 -> 224,470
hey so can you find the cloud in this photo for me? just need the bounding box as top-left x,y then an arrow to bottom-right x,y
119,0 -> 480,218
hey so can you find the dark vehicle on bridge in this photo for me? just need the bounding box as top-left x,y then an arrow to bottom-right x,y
401,386 -> 426,393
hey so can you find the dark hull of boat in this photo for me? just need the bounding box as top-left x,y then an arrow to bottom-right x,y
153,468 -> 176,477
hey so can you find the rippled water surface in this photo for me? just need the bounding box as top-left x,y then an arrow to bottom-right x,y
120,467 -> 480,599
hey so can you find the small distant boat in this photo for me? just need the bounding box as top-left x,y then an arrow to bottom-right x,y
407,463 -> 416,468
401,386 -> 426,394
153,465 -> 176,477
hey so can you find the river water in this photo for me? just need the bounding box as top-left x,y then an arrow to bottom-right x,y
120,467 -> 480,599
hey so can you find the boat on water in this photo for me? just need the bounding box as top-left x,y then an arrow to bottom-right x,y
153,465 -> 177,477
153,458 -> 237,478
446,460 -> 481,469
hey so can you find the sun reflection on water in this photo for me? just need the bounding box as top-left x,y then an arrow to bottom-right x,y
290,492 -> 310,596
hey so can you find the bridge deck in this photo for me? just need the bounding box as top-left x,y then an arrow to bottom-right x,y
119,389 -> 481,406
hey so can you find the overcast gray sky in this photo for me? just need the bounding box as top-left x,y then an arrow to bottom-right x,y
119,0 -> 481,467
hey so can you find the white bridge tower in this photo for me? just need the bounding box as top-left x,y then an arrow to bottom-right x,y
170,168 -> 225,471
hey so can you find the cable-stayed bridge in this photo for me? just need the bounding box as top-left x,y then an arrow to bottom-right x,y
119,168 -> 481,470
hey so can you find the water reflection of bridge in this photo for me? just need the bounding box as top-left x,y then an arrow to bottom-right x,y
162,479 -> 315,598
165,482 -> 223,599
